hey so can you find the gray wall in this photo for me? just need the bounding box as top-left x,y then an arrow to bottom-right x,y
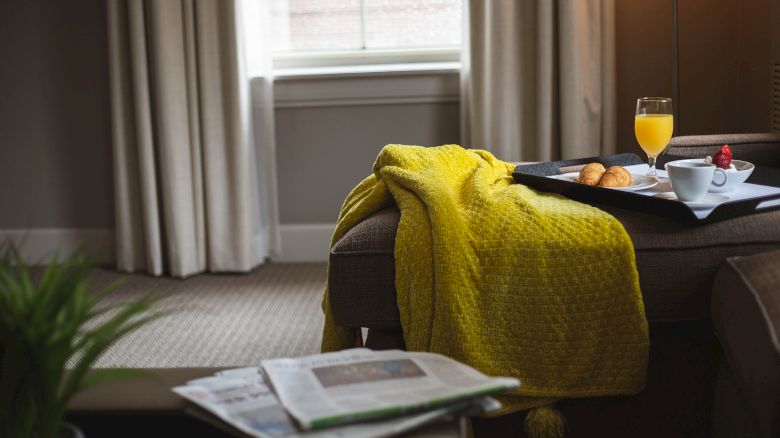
275,102 -> 460,224
0,0 -> 113,228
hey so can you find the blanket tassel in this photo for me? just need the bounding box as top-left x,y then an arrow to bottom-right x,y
524,404 -> 565,438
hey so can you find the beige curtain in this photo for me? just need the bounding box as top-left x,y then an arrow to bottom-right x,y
461,0 -> 616,162
107,0 -> 276,277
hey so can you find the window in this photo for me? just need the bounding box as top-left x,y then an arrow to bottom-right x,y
270,0 -> 462,69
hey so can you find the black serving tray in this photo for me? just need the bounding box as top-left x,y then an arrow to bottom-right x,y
512,153 -> 780,225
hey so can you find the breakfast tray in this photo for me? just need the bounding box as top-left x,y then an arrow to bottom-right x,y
512,153 -> 780,224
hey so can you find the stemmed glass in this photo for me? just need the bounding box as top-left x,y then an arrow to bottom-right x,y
634,97 -> 673,176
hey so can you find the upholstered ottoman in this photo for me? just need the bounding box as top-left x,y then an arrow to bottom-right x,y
328,210 -> 780,434
329,205 -> 780,333
326,133 -> 780,436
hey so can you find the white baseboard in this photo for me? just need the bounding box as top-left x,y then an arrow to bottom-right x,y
275,223 -> 334,263
0,224 -> 334,266
0,228 -> 114,265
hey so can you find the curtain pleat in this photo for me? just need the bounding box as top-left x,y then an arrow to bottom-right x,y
461,0 -> 617,162
107,0 -> 272,277
181,0 -> 207,274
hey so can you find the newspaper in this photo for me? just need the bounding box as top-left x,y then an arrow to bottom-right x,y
173,365 -> 501,438
261,349 -> 520,430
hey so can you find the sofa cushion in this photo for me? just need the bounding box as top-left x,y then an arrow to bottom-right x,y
711,251 -> 780,438
329,206 -> 780,328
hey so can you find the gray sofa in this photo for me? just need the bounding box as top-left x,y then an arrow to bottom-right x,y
326,133 -> 780,437
711,250 -> 780,438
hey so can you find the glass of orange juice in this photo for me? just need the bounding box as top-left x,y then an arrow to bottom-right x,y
635,97 -> 673,176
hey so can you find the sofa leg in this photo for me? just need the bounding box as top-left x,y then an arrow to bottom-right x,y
364,329 -> 406,350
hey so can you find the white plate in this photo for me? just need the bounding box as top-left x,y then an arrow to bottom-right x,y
550,172 -> 658,191
654,192 -> 730,209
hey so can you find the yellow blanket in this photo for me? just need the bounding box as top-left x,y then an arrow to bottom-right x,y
321,145 -> 648,432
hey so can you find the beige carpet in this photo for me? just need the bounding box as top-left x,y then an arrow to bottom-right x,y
83,263 -> 327,368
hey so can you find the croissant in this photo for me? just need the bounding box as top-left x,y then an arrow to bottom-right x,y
577,163 -> 606,186
598,166 -> 633,187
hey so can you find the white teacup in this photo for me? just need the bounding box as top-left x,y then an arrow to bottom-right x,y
665,160 -> 728,202
670,158 -> 754,192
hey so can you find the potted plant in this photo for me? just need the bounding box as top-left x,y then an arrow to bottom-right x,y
0,247 -> 163,438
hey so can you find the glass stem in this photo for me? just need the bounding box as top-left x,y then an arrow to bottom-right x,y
647,155 -> 657,176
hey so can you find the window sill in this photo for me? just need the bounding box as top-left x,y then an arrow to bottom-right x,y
251,62 -> 460,109
272,61 -> 460,81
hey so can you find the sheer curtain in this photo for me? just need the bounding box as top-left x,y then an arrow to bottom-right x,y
107,0 -> 279,277
461,0 -> 616,162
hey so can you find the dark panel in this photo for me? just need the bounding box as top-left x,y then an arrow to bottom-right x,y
735,0 -> 772,133
615,0 -> 675,155
772,0 -> 780,131
677,0 -> 771,135
616,0 -> 772,153
677,0 -> 740,135
0,0 -> 113,228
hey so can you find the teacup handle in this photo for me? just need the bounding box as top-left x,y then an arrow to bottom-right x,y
712,168 -> 728,187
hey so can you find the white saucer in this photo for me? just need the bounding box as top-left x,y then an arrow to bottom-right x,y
551,172 -> 658,191
654,192 -> 730,209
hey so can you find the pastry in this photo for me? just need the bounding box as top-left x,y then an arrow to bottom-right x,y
598,166 -> 633,188
577,163 -> 606,186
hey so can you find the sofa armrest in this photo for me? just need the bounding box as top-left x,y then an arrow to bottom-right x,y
667,133 -> 780,168
711,250 -> 780,438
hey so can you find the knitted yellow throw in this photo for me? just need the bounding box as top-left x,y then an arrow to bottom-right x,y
321,145 -> 649,435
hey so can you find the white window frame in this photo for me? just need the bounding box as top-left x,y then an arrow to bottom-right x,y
273,47 -> 460,70
273,47 -> 460,78
270,0 -> 462,76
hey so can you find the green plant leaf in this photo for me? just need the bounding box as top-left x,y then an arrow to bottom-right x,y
58,298 -> 166,405
0,244 -> 168,438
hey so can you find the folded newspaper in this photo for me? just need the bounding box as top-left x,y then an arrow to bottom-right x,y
173,348 -> 519,438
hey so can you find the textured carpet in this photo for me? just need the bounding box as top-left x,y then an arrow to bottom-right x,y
80,263 -> 327,368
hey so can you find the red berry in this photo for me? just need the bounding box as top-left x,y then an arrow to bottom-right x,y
712,144 -> 732,169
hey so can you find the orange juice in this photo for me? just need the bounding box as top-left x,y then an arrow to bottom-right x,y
634,114 -> 673,156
